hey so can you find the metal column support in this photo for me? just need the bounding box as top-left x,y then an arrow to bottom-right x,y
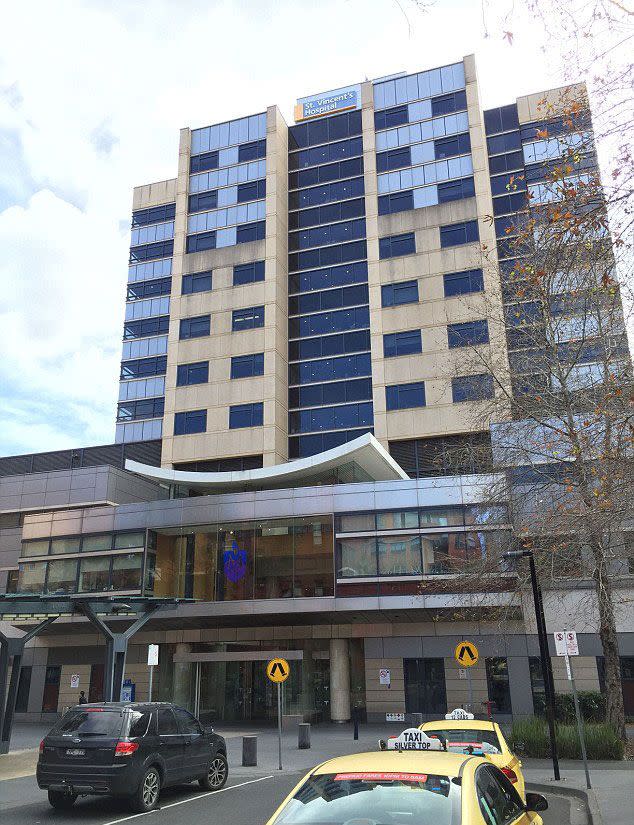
0,617 -> 57,754
78,604 -> 159,702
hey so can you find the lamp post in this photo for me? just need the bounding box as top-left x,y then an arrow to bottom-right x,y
503,549 -> 560,781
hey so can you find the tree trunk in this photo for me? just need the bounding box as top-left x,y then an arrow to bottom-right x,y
590,537 -> 627,742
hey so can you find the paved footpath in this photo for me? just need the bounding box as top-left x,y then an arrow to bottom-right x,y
2,721 -> 631,824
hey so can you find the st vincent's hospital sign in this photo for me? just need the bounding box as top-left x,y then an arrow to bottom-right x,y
294,84 -> 361,122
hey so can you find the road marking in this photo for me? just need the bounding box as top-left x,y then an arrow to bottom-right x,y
100,775 -> 275,825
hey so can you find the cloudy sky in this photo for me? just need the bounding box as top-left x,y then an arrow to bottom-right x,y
0,0 -> 570,455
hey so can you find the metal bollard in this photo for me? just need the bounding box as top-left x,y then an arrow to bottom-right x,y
352,706 -> 359,740
298,722 -> 311,749
242,735 -> 258,767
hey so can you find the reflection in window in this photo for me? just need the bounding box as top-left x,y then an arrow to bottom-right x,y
378,536 -> 422,575
255,521 -> 293,599
50,538 -> 80,555
114,533 -> 145,549
376,511 -> 418,530
79,557 -> 110,592
336,513 -> 376,532
17,561 -> 47,593
21,540 -> 50,557
111,554 -> 142,590
337,537 -> 377,577
81,535 -> 112,552
419,507 -> 463,527
46,559 -> 78,594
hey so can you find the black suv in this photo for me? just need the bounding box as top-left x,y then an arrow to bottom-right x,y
37,702 -> 227,812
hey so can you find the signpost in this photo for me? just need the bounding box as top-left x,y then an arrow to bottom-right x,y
147,644 -> 159,701
266,657 -> 289,771
554,631 -> 591,789
454,641 -> 478,712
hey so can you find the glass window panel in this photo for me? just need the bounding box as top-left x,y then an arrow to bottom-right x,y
337,537 -> 377,577
336,513 -> 376,532
464,506 -> 509,525
419,507 -> 464,527
46,558 -> 78,594
421,533 -> 453,574
378,535 -> 422,575
111,553 -> 142,590
216,525 -> 255,601
50,538 -> 80,555
255,520 -> 294,599
114,532 -> 145,549
293,515 -> 334,597
21,540 -> 49,557
81,534 -> 112,552
376,511 -> 419,530
17,561 -> 47,593
79,556 -> 111,592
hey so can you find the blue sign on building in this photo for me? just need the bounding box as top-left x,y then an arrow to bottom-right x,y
295,84 -> 361,122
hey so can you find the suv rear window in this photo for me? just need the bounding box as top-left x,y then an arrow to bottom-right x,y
51,709 -> 124,738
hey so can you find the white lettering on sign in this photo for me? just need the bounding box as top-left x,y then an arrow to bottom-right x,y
445,708 -> 475,720
386,712 -> 405,722
387,728 -> 443,751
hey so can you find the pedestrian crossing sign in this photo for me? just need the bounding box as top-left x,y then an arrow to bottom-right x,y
454,641 -> 479,667
266,657 -> 290,683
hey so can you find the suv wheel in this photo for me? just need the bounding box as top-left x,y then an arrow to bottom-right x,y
131,766 -> 161,812
199,754 -> 228,791
48,789 -> 77,809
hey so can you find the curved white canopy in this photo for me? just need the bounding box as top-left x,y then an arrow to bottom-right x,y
125,432 -> 408,492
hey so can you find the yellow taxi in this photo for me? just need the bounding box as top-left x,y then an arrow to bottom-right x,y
265,728 -> 547,825
420,709 -> 525,799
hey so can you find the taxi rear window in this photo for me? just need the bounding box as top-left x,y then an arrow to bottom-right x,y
424,728 -> 501,755
272,772 -> 458,825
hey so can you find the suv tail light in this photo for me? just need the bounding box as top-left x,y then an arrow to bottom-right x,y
502,767 -> 518,783
39,740 -> 44,755
114,741 -> 139,757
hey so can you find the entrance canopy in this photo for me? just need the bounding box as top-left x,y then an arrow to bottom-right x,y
126,433 -> 409,492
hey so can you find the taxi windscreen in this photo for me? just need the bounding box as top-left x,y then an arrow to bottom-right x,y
424,728 -> 501,755
272,772 -> 458,825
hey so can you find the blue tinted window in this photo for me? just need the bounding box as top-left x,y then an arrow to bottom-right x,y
231,353 -> 264,379
443,269 -> 484,297
288,428 -> 373,458
289,218 -> 366,251
383,329 -> 422,358
386,382 -> 426,410
289,261 -> 368,294
129,240 -> 174,263
289,402 -> 373,434
490,173 -> 527,196
238,139 -> 266,162
186,232 -> 216,253
179,315 -> 210,339
289,157 -> 363,189
176,361 -> 209,386
288,137 -> 363,170
447,320 -> 489,347
289,377 -> 372,408
189,151 -> 219,173
237,179 -> 266,203
289,240 -> 367,272
229,402 -> 264,429
126,278 -> 172,301
378,190 -> 414,215
289,176 -> 364,210
488,151 -> 524,174
120,356 -> 167,379
232,306 -> 264,331
379,232 -> 416,259
289,352 -> 372,385
487,131 -> 521,155
233,260 -> 265,286
376,147 -> 412,173
381,280 -> 419,307
434,132 -> 471,159
182,271 -> 212,295
289,198 -> 365,230
452,374 -> 494,402
123,316 -> 169,340
288,110 -> 362,150
117,397 -> 165,422
440,220 -> 479,248
289,283 -> 368,315
374,105 -> 408,131
174,409 -> 207,435
431,90 -> 467,117
493,192 -> 527,215
437,177 -> 475,204
132,203 -> 175,228
483,105 -> 519,135
236,221 -> 265,244
289,306 -> 369,339
289,329 -> 370,361
188,191 -> 218,213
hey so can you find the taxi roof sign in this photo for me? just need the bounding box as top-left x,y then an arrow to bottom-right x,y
386,728 -> 444,752
445,708 -> 475,721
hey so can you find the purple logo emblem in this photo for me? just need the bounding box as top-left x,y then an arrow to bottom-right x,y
223,540 -> 247,583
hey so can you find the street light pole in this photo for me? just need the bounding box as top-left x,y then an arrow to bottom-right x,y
504,550 -> 560,781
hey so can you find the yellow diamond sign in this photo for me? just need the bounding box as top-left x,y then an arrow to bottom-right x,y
266,657 -> 290,683
454,641 -> 479,667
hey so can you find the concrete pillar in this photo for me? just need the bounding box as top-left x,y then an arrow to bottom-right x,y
330,638 -> 351,723
172,643 -> 193,710
507,656 -> 535,719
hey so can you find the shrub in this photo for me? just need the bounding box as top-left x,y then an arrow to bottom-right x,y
532,691 -> 606,723
509,717 -> 624,760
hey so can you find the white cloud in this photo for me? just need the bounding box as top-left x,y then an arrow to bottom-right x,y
0,0 -> 564,455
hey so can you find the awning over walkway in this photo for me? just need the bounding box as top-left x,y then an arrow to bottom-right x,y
125,433 -> 409,492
